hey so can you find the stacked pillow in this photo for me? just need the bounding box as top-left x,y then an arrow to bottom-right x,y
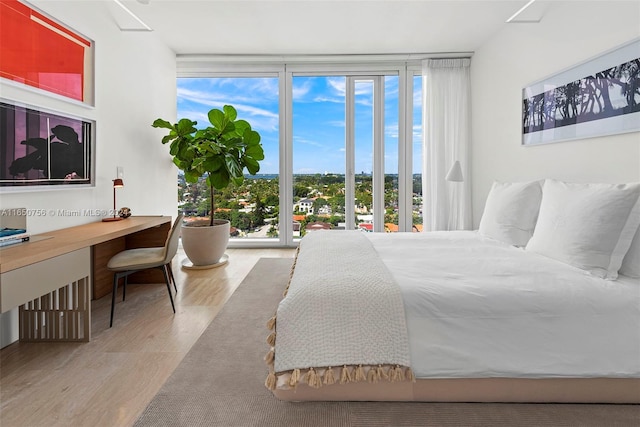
479,178 -> 640,280
620,228 -> 640,278
478,180 -> 543,247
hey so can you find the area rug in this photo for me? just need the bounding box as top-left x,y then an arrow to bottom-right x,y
135,257 -> 639,427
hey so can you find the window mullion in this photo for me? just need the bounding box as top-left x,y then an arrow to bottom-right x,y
345,77 -> 356,231
373,76 -> 385,233
282,68 -> 294,245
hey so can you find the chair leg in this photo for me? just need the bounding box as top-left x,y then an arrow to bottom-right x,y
110,273 -> 119,328
162,265 -> 176,314
122,274 -> 130,302
167,263 -> 177,293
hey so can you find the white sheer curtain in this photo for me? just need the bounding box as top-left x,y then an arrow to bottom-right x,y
421,58 -> 472,231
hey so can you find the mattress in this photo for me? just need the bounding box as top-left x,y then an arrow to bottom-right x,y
365,230 -> 640,379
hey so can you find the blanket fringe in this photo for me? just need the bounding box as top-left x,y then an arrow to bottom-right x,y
306,367 -> 323,389
389,365 -> 398,382
282,246 -> 300,297
264,349 -> 275,365
266,316 -> 276,330
264,364 -> 415,392
265,371 -> 277,391
266,332 -> 276,347
323,367 -> 336,385
406,367 -> 416,383
377,365 -> 389,381
354,365 -> 366,382
289,368 -> 301,389
340,365 -> 352,384
366,366 -> 379,384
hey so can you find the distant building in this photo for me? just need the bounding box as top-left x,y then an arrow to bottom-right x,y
317,205 -> 332,215
358,223 -> 373,232
296,198 -> 315,214
292,220 -> 301,237
354,204 -> 369,214
357,214 -> 373,223
385,223 -> 399,233
306,221 -> 331,231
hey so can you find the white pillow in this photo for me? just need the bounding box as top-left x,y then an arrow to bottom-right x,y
478,180 -> 543,247
620,226 -> 640,278
525,179 -> 640,280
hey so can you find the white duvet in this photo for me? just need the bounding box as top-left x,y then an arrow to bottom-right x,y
366,231 -> 640,379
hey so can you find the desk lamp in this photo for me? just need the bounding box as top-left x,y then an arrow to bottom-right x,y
102,178 -> 124,222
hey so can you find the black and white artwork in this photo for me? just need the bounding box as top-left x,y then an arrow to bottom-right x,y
0,100 -> 93,189
522,38 -> 640,145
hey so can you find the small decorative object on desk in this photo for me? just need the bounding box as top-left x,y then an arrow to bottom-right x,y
118,207 -> 131,219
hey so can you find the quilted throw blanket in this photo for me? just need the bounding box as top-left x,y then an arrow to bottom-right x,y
264,230 -> 413,390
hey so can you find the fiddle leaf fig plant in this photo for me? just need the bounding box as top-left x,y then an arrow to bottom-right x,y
153,105 -> 264,226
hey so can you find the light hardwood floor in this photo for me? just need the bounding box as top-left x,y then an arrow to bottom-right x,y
0,247 -> 295,427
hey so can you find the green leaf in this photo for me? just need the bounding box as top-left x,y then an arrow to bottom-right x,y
169,140 -> 180,156
234,119 -> 250,134
245,157 -> 260,175
152,118 -> 174,129
191,157 -> 205,168
223,105 -> 237,121
203,156 -> 224,172
243,129 -> 261,145
208,109 -> 225,129
222,121 -> 236,134
232,175 -> 244,186
224,154 -> 243,178
245,144 -> 265,160
209,168 -> 229,189
223,136 -> 243,149
184,170 -> 201,183
176,118 -> 197,135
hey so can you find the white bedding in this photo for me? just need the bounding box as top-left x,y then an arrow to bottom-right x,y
366,231 -> 640,379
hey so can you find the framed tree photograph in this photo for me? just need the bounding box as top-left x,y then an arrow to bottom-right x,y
0,99 -> 95,190
522,38 -> 640,146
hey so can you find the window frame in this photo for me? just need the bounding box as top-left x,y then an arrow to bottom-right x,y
176,56 -> 442,247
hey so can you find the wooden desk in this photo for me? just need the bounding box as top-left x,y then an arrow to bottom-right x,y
0,216 -> 171,342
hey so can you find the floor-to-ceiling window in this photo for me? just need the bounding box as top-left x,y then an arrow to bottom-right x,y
176,58 -> 425,246
176,76 -> 280,240
291,76 -> 346,236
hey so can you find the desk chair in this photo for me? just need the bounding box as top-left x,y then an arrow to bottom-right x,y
107,214 -> 183,327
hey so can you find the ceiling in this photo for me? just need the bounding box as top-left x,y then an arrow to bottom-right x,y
97,0 -> 551,56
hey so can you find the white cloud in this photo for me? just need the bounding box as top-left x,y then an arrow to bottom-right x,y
292,80 -> 312,100
177,85 -> 279,133
385,123 -> 399,138
313,95 -> 343,104
294,137 -> 324,148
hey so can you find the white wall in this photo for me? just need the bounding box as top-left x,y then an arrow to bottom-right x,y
0,1 -> 178,347
470,1 -> 640,227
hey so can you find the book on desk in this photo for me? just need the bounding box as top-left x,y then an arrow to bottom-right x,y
0,228 -> 30,247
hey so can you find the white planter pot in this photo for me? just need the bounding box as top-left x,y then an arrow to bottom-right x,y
181,219 -> 230,267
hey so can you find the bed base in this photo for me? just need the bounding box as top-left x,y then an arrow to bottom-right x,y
273,377 -> 640,403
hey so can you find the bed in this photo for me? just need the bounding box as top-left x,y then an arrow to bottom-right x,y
264,179 -> 640,402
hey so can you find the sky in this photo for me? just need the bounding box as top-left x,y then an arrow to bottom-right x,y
177,76 -> 423,175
